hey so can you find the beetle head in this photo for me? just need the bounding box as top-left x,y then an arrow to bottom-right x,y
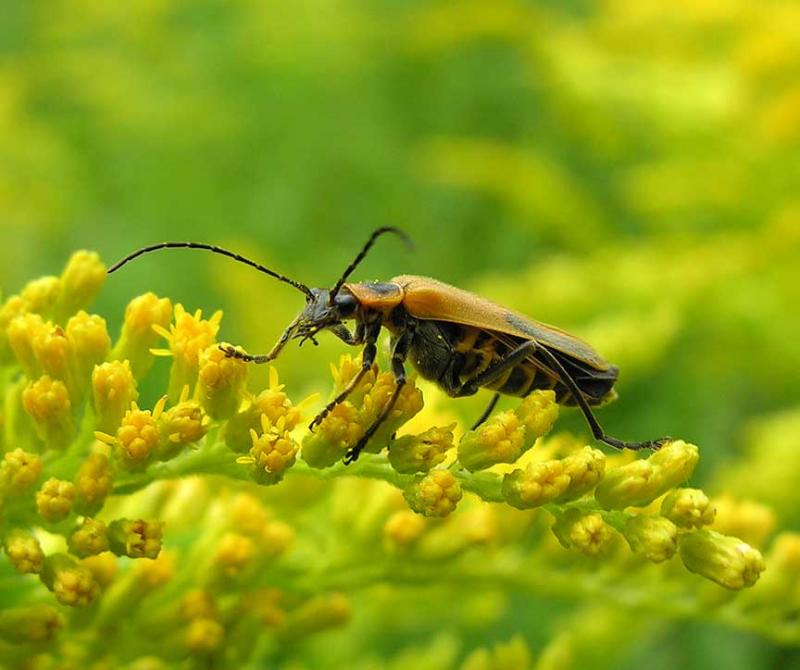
292,288 -> 359,346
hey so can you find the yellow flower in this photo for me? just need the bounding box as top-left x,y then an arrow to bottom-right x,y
40,553 -> 100,607
152,303 -> 223,401
98,402 -> 162,470
243,414 -> 299,485
68,518 -> 110,557
552,509 -> 616,558
156,386 -> 210,461
111,292 -> 173,378
3,530 -> 45,574
1,449 -> 42,495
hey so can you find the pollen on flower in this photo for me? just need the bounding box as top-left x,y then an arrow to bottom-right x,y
1,449 -> 42,494
36,478 -> 77,522
404,469 -> 462,518
197,342 -> 248,419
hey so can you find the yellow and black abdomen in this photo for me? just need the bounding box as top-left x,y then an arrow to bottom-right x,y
427,321 -> 618,407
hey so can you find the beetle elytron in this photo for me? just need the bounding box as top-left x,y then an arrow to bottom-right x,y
109,227 -> 671,464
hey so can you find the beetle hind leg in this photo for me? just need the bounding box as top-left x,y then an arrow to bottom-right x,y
470,392 -> 500,430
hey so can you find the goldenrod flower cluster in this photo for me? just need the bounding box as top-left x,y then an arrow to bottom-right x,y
0,254 -> 793,669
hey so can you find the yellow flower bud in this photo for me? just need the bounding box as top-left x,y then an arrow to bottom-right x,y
214,533 -> 256,577
302,402 -> 364,468
712,495 -> 775,548
36,477 -> 76,522
22,375 -> 75,449
7,312 -> 47,376
81,553 -> 118,588
66,311 -> 111,391
552,509 -> 615,558
359,373 -> 424,452
595,441 -> 698,510
180,590 -> 217,621
69,518 -> 110,557
0,605 -> 64,643
0,294 -> 27,363
515,390 -> 559,440
404,469 -> 462,517
108,519 -> 163,559
1,448 -> 42,494
678,529 -> 765,590
197,342 -> 247,419
40,553 -> 100,607
623,515 -> 678,563
503,447 -> 605,509
74,451 -> 114,515
92,360 -> 139,434
383,510 -> 427,552
3,529 -> 45,574
32,323 -> 73,389
111,292 -> 173,378
388,423 -> 455,474
55,250 -> 106,320
261,520 -> 295,558
114,405 -> 160,470
660,488 -> 715,529
21,276 -> 62,317
184,618 -> 224,655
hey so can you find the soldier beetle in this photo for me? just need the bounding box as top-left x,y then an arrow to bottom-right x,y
109,227 -> 671,463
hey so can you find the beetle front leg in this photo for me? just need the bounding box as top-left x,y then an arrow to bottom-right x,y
220,316 -> 301,364
309,321 -> 381,431
343,324 -> 414,464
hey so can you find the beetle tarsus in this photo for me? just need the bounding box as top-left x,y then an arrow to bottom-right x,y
218,344 -> 271,364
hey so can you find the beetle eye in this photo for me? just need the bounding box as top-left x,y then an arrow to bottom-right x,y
335,293 -> 358,317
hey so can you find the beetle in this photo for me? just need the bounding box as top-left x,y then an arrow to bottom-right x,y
108,227 -> 670,464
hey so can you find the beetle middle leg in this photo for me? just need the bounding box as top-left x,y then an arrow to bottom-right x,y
343,324 -> 414,464
309,322 -> 380,431
471,392 -> 500,430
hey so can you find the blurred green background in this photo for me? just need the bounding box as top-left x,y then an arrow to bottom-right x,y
2,0 -> 799,667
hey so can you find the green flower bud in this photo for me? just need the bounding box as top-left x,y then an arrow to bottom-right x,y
184,617 -> 224,655
678,529 -> 765,590
623,515 -> 678,563
661,488 -> 715,528
276,593 -> 350,643
388,423 -> 455,474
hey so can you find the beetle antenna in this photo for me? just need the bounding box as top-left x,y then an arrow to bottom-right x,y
329,227 -> 413,303
107,242 -> 313,298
